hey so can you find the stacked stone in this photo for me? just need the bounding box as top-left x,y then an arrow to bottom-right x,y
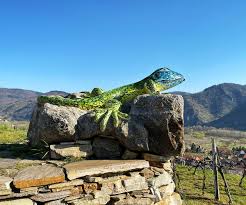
5,94 -> 185,204
0,157 -> 182,205
49,139 -> 140,160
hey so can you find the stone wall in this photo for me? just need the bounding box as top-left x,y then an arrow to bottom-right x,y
0,156 -> 182,205
0,94 -> 186,204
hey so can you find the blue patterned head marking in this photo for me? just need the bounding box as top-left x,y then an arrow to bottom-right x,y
150,67 -> 185,89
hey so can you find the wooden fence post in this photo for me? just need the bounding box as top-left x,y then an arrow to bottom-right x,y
212,138 -> 220,201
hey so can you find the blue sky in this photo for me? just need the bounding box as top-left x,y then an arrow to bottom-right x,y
0,1 -> 246,93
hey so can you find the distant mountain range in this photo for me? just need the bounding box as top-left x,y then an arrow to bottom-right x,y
177,83 -> 246,130
0,88 -> 67,121
1,83 -> 246,130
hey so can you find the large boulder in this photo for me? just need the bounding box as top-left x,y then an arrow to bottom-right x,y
28,103 -> 86,146
76,94 -> 185,157
28,94 -> 184,157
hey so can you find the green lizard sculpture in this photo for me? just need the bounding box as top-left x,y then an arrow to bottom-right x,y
38,67 -> 185,131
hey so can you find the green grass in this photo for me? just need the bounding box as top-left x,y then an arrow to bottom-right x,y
0,122 -> 54,159
177,165 -> 246,205
185,133 -> 246,151
0,122 -> 28,144
192,131 -> 205,139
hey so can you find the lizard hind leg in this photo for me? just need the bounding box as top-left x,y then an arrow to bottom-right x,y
99,109 -> 113,131
94,108 -> 107,122
112,110 -> 119,127
118,112 -> 128,120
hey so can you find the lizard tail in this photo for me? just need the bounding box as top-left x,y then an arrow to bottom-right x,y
37,96 -> 79,107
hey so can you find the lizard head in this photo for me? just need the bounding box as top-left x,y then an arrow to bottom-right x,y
146,67 -> 185,92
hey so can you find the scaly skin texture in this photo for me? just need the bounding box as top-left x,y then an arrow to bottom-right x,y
38,68 -> 185,131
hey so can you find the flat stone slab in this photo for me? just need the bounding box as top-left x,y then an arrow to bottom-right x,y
0,158 -> 20,169
159,182 -> 175,198
148,171 -> 173,188
44,199 -> 67,205
64,160 -> 149,180
101,175 -> 148,195
50,144 -> 93,159
13,164 -> 65,188
20,186 -> 38,194
0,176 -> 12,196
155,193 -> 182,205
69,195 -> 110,205
31,190 -> 71,202
143,153 -> 171,162
0,198 -> 34,205
0,190 -> 36,200
49,179 -> 84,189
114,197 -> 154,205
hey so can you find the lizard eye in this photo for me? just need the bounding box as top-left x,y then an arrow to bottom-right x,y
154,72 -> 161,79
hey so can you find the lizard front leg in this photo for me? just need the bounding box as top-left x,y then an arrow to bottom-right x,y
94,99 -> 128,131
90,88 -> 104,97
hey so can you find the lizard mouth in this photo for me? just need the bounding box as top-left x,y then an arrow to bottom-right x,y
158,76 -> 185,84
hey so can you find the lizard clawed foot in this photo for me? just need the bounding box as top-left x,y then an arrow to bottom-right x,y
94,99 -> 129,131
94,106 -> 129,132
